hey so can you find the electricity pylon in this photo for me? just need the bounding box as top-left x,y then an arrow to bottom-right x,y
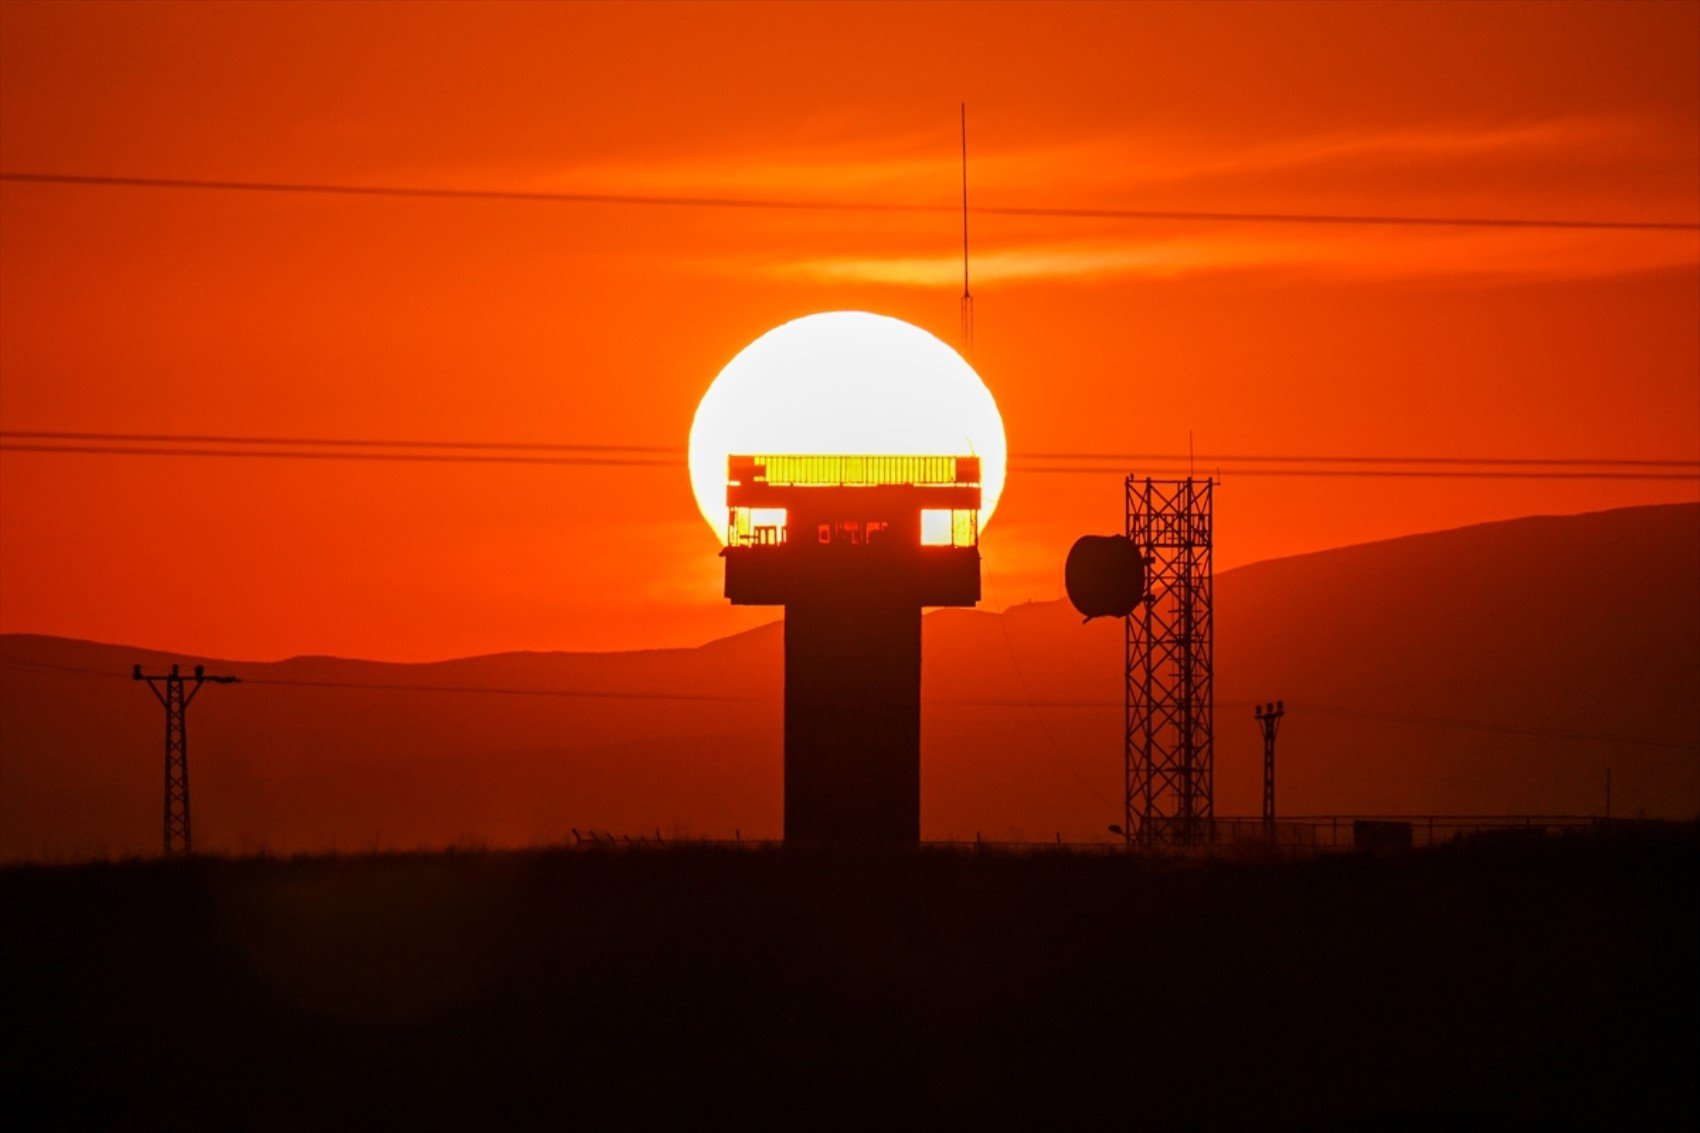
133,663 -> 239,857
1255,700 -> 1285,839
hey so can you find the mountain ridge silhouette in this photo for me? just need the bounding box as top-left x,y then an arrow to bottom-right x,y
4,502 -> 1695,860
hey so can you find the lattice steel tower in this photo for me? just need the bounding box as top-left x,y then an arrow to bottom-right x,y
1125,477 -> 1214,847
133,663 -> 240,857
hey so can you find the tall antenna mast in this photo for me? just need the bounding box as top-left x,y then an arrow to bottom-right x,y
960,102 -> 973,356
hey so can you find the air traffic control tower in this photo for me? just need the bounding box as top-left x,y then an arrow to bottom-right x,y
723,453 -> 982,844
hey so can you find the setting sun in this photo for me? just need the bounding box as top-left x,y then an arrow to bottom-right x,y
687,312 -> 1008,541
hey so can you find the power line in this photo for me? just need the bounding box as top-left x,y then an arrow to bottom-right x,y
1294,701 -> 1700,753
0,443 -> 675,468
0,653 -> 753,702
987,203 -> 1700,233
1014,465 -> 1699,481
6,654 -> 1695,752
5,444 -> 1691,480
5,429 -> 1689,466
1021,450 -> 1700,469
0,651 -> 1096,709
980,556 -> 1116,808
246,673 -> 753,702
0,430 -> 677,455
3,430 -> 1694,480
4,171 -> 1696,232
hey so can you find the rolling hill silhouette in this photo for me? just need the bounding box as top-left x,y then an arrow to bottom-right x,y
3,502 -> 1695,861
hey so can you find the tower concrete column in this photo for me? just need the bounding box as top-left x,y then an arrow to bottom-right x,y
782,599 -> 922,844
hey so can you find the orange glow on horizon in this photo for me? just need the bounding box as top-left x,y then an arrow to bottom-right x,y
0,0 -> 1695,661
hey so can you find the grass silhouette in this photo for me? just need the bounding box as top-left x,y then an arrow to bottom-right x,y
4,829 -> 1694,1126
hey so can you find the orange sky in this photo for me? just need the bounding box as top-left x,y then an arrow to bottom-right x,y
2,0 -> 1696,660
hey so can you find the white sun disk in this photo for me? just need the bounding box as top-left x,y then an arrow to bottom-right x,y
688,312 -> 1008,542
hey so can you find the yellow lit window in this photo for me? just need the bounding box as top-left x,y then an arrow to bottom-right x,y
952,509 -> 977,546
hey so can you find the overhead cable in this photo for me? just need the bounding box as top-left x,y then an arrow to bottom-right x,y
4,654 -> 1695,751
3,430 -> 1695,480
4,171 -> 1696,232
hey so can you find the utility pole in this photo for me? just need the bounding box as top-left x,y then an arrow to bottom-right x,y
1255,700 -> 1284,840
133,663 -> 239,857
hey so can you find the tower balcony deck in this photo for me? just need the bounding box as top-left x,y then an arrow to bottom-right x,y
722,453 -> 984,607
724,541 -> 981,606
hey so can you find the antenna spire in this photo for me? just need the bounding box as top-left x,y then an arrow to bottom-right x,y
960,102 -> 973,356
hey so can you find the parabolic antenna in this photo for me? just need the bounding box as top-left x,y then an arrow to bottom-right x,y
1065,535 -> 1146,620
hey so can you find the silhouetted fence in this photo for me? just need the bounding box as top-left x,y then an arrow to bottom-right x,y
1210,814 -> 1672,852
558,816 -> 1678,856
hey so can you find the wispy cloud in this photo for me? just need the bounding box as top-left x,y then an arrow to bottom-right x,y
519,113 -> 1683,203
500,115 -> 1697,285
1084,117 -> 1662,192
775,227 -> 1699,286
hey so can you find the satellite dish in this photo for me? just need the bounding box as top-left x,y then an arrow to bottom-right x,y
1065,535 -> 1146,620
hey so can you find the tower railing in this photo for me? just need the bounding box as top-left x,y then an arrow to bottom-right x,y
732,454 -> 981,488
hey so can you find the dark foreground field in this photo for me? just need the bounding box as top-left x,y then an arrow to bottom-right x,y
5,831 -> 1696,1129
